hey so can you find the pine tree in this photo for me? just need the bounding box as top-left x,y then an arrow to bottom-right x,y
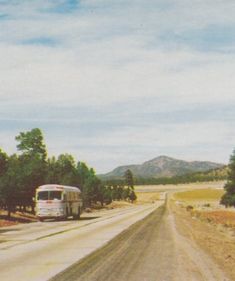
124,169 -> 134,190
124,169 -> 137,203
221,149 -> 235,207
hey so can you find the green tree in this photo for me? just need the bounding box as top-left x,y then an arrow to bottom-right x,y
122,187 -> 130,200
18,153 -> 46,210
221,149 -> 235,207
76,162 -> 90,189
124,169 -> 134,190
46,156 -> 59,184
56,154 -> 77,185
124,169 -> 137,202
103,187 -> 112,205
15,128 -> 47,161
111,185 -> 118,200
129,190 -> 137,203
0,154 -> 21,217
0,149 -> 8,177
77,164 -> 110,207
83,171 -> 101,206
15,128 -> 48,211
117,185 -> 124,200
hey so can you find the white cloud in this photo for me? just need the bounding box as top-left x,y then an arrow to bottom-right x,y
1,42 -> 235,109
0,0 -> 235,172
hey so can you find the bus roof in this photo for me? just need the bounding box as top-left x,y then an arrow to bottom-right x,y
37,184 -> 81,192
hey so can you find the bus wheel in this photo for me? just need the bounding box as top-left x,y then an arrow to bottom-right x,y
74,207 -> 80,220
39,218 -> 44,222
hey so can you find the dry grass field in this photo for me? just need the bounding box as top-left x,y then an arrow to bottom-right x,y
135,192 -> 160,204
173,188 -> 235,231
174,188 -> 225,201
135,181 -> 225,192
200,210 -> 235,228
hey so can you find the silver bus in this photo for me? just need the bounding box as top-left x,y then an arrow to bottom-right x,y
35,184 -> 83,221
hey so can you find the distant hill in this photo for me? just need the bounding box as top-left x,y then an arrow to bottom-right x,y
99,156 -> 224,180
193,165 -> 228,179
133,165 -> 228,185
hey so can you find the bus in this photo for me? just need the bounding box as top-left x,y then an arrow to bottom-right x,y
35,184 -> 83,221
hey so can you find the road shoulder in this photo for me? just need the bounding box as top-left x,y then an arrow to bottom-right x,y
171,199 -> 235,280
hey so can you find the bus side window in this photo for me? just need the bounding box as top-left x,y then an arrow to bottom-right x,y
63,193 -> 67,201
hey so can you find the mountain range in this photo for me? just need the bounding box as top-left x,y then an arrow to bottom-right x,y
99,156 -> 224,179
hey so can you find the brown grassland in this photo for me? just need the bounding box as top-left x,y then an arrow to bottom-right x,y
135,191 -> 160,203
199,210 -> 235,228
172,187 -> 235,280
174,188 -> 225,201
173,188 -> 235,229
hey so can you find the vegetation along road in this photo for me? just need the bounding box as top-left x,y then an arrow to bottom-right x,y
51,195 -> 230,281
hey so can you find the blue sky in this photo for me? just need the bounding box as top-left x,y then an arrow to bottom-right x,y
0,0 -> 235,173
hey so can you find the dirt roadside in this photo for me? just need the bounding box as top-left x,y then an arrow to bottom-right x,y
0,210 -> 37,227
171,199 -> 235,280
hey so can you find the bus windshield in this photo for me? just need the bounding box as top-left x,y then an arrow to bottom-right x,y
37,191 -> 62,201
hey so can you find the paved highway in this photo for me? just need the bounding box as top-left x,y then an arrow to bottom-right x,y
0,202 -> 162,281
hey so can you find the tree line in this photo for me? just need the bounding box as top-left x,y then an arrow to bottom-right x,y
0,128 -> 137,217
104,167 -> 227,187
134,169 -> 227,185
